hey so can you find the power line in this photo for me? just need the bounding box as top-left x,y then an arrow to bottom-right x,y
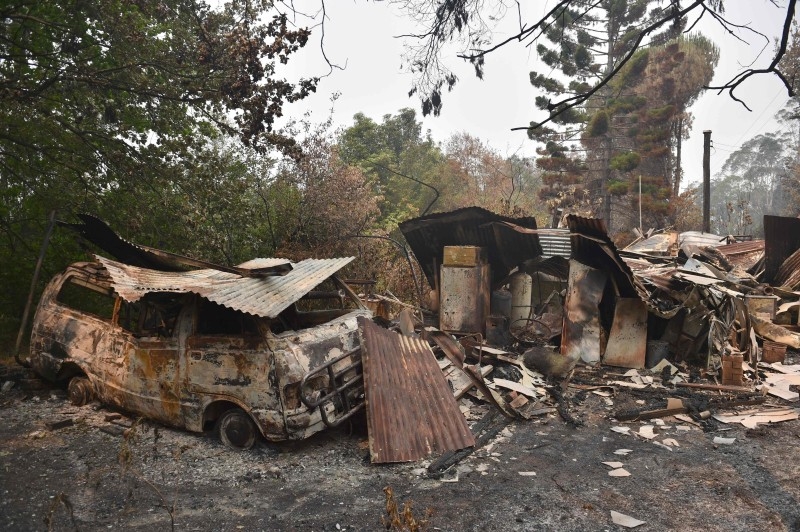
732,88 -> 786,147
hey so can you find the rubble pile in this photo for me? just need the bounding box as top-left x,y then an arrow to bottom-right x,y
365,209 -> 800,466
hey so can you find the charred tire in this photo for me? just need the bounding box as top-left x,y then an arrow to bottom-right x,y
216,408 -> 257,450
67,377 -> 93,406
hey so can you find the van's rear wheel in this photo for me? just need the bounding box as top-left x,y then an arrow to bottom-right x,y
67,377 -> 93,406
216,408 -> 257,450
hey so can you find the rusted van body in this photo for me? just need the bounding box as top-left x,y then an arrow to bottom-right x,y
27,256 -> 370,449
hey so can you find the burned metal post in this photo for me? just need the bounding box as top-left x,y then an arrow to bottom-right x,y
703,130 -> 711,233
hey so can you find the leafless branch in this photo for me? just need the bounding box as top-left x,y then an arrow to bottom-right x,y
512,0 -> 708,132
706,0 -> 797,110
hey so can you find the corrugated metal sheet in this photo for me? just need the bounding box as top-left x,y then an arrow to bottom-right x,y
679,231 -> 726,249
775,247 -> 800,289
624,231 -> 678,255
538,228 -> 572,258
566,215 -> 642,300
65,214 -> 292,275
765,215 -> 800,283
96,255 -> 354,318
359,317 -> 475,463
399,207 -> 543,288
525,255 -> 570,279
716,240 -> 765,271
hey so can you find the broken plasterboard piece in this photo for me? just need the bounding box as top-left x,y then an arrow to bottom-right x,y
611,380 -> 648,389
713,436 -> 736,445
650,358 -> 679,375
766,373 -> 800,386
608,468 -> 631,477
602,461 -> 624,468
637,425 -> 657,439
666,398 -> 684,410
492,378 -> 538,398
761,383 -> 800,402
768,363 -> 800,374
610,510 -> 645,528
713,408 -> 799,428
614,449 -> 633,456
518,471 -> 537,476
451,365 -> 493,400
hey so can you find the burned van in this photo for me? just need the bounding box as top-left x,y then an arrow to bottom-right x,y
27,255 -> 371,449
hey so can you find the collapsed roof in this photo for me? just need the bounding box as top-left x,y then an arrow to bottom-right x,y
399,206 -> 543,287
95,255 -> 354,318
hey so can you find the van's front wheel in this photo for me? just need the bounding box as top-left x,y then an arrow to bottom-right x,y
216,408 -> 257,450
67,377 -> 93,406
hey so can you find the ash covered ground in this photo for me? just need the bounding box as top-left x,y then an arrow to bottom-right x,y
2,364 -> 800,532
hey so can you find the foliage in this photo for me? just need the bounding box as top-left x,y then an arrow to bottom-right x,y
583,35 -> 718,231
338,109 -> 444,225
672,186 -> 703,232
439,133 -> 544,218
382,486 -> 432,531
392,1 -> 795,129
712,132 -> 793,235
609,151 -> 641,172
273,119 -> 381,259
0,0 -> 320,349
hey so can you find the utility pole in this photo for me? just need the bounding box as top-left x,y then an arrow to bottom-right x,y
702,130 -> 711,233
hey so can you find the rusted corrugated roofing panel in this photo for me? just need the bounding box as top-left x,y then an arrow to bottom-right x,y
96,255 -> 353,318
399,206 -> 543,288
765,215 -> 800,283
775,248 -> 800,289
359,317 -> 474,463
716,240 -> 765,271
65,213 -> 293,275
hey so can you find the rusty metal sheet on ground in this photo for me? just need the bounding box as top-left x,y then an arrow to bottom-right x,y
563,260 -> 607,364
358,317 -> 475,463
603,298 -> 647,369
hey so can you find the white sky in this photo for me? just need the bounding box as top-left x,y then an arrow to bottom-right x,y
282,1 -> 793,189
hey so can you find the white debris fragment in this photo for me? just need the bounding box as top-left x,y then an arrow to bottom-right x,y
637,425 -> 657,440
608,468 -> 631,477
611,510 -> 646,528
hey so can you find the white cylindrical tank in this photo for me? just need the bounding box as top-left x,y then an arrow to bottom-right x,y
509,272 -> 533,328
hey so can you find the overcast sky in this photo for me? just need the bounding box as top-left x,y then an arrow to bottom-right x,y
283,1 -> 793,189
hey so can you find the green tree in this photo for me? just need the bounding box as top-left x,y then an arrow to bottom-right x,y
575,35 -> 718,233
338,109 -> 445,226
0,0 -> 319,350
528,1 -> 668,227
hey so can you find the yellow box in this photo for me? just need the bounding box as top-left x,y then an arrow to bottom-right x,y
442,246 -> 486,267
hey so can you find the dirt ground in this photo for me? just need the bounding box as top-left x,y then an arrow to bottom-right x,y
2,361 -> 800,532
